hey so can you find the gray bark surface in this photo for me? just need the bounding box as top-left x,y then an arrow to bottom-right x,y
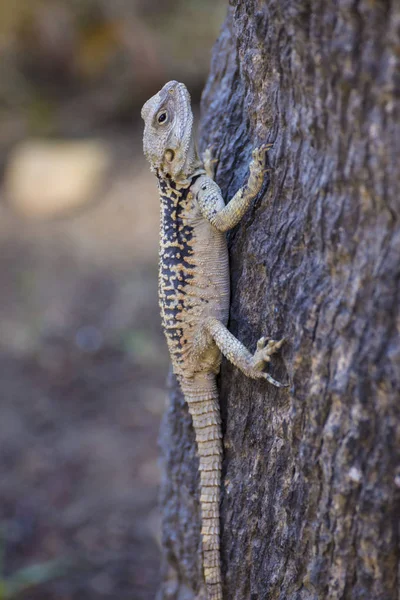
158,2 -> 400,599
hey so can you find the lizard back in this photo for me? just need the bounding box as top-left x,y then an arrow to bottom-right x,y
158,172 -> 229,377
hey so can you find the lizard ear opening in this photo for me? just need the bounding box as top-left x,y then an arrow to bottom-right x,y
165,149 -> 175,162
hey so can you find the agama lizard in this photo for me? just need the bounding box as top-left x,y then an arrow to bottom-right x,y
141,80 -> 287,600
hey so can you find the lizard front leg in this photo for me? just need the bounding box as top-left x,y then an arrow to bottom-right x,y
195,317 -> 287,388
195,144 -> 272,232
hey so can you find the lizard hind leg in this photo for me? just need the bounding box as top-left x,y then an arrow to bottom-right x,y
204,317 -> 288,388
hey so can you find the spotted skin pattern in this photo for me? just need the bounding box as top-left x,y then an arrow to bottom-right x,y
158,174 -> 197,369
142,81 -> 287,600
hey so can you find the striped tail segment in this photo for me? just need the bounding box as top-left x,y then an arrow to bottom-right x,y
180,374 -> 223,600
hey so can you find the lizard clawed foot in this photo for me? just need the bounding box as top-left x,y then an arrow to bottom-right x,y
203,146 -> 218,179
249,143 -> 274,185
250,337 -> 288,388
253,336 -> 285,368
251,142 -> 273,165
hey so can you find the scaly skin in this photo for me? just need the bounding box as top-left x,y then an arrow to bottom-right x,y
142,80 -> 287,600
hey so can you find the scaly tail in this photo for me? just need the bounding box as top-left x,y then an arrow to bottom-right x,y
180,374 -> 223,600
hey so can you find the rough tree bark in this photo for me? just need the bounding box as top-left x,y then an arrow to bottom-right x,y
157,2 -> 399,599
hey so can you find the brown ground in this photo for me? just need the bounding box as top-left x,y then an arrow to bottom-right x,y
0,131 -> 169,599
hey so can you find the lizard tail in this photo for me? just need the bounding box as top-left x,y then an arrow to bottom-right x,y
181,374 -> 223,600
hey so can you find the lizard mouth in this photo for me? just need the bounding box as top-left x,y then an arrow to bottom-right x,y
165,149 -> 175,162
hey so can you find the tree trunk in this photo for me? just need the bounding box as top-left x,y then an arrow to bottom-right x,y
157,2 -> 400,599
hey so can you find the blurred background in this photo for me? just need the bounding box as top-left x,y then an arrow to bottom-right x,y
0,1 -> 226,598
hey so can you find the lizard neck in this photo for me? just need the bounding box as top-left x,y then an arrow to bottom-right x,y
179,136 -> 204,182
156,167 -> 205,189
157,136 -> 205,186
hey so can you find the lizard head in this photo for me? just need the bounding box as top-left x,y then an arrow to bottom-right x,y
141,81 -> 199,181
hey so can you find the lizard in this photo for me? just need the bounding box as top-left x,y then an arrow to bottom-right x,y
141,80 -> 287,600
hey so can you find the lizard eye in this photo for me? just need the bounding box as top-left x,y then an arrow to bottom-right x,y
157,110 -> 168,124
